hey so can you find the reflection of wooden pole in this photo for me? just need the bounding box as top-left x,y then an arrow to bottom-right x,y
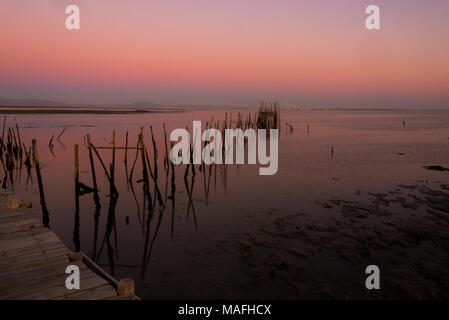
124,131 -> 128,164
74,144 -> 80,251
86,135 -> 99,202
75,144 -> 79,191
139,130 -> 149,185
15,118 -> 22,156
150,126 -> 158,180
7,128 -> 11,149
90,141 -> 112,182
32,139 -> 50,227
125,131 -> 129,186
111,130 -> 116,186
163,123 -> 169,171
129,130 -> 142,183
1,115 -> 6,151
170,143 -> 176,239
11,127 -> 18,153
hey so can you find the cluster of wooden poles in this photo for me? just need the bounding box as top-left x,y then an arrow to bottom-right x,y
71,124 -> 217,278
1,105 -> 292,277
0,116 -> 33,189
69,104 -> 289,277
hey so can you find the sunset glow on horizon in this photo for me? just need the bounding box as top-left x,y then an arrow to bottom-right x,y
1,0 -> 449,108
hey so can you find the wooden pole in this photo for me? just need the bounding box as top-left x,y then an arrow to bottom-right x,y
87,134 -> 101,207
124,131 -> 129,164
57,128 -> 66,141
86,135 -> 98,191
32,139 -> 50,227
89,139 -> 118,195
1,115 -> 6,151
125,131 -> 129,187
111,130 -> 116,185
117,279 -> 135,296
150,126 -> 158,180
170,145 -> 176,239
139,129 -> 153,208
128,129 -> 142,183
163,123 -> 169,171
14,118 -> 22,156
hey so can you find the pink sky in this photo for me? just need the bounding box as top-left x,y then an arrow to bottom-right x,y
1,0 -> 448,108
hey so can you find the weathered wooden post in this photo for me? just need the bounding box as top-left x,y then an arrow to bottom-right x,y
86,134 -> 100,207
117,278 -> 135,296
32,139 -> 50,227
163,123 -> 169,171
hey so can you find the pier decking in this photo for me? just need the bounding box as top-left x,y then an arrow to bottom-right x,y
0,192 -> 138,300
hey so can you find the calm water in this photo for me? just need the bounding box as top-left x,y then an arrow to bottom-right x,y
4,109 -> 449,299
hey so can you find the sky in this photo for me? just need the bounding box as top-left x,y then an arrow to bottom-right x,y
0,0 -> 448,108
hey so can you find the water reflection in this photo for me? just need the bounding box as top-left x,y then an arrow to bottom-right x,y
1,109 -> 291,286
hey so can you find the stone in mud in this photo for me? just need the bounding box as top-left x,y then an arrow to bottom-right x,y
286,247 -> 309,258
340,205 -> 369,218
423,165 -> 449,172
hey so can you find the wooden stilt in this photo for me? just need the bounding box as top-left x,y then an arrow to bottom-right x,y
32,140 -> 50,228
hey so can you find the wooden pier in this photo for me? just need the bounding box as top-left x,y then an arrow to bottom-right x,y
0,192 -> 139,300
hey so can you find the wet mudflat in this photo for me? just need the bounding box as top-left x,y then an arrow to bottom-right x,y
229,182 -> 449,299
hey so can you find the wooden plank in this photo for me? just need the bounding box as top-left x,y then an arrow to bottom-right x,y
0,231 -> 58,252
0,227 -> 49,241
0,237 -> 64,260
0,215 -> 40,225
0,225 -> 42,236
54,284 -> 117,300
0,268 -> 100,299
0,232 -> 60,248
0,221 -> 43,235
105,294 -> 138,300
0,246 -> 70,268
0,213 -> 34,223
0,228 -> 54,244
0,193 -> 137,300
0,256 -> 69,280
0,209 -> 34,219
0,257 -> 69,282
0,217 -> 39,229
0,214 -> 35,223
0,261 -> 86,290
0,240 -> 64,261
7,273 -> 108,300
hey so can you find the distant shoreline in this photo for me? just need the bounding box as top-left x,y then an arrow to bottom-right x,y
0,106 -> 186,115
